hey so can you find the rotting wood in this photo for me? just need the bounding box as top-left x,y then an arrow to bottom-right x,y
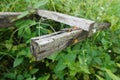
0,10 -> 95,32
31,28 -> 87,60
30,22 -> 110,61
37,10 -> 95,31
0,12 -> 22,27
0,10 -> 111,61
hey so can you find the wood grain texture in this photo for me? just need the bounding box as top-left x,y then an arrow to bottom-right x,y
31,28 -> 88,61
30,22 -> 111,61
37,10 -> 95,31
0,10 -> 94,31
0,12 -> 22,27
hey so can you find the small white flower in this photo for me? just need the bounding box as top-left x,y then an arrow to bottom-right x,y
92,29 -> 96,33
108,50 -> 111,53
33,76 -> 36,80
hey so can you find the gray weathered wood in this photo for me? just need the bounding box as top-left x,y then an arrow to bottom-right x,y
0,12 -> 22,27
31,28 -> 87,60
0,10 -> 94,31
0,11 -> 110,61
30,22 -> 110,61
37,10 -> 95,31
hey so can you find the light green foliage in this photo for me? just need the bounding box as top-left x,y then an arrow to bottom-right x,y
0,0 -> 120,80
105,68 -> 120,80
13,58 -> 23,67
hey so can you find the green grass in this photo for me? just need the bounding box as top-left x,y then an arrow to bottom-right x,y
0,0 -> 120,80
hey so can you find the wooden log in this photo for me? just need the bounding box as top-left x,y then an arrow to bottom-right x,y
30,22 -> 111,61
37,10 -> 95,31
0,12 -> 22,27
0,10 -> 94,31
31,28 -> 88,60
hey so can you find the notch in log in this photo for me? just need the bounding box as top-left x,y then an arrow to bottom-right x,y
30,22 -> 111,61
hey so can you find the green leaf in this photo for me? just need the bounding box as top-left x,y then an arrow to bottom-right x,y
105,68 -> 120,80
16,20 -> 35,37
5,39 -> 13,50
17,75 -> 24,80
17,48 -> 31,58
47,52 -> 58,61
54,59 -> 66,72
113,47 -> 120,54
30,68 -> 39,74
16,20 -> 35,28
18,28 -> 24,36
96,75 -> 105,80
25,27 -> 31,35
26,78 -> 33,80
4,73 -> 16,79
17,11 -> 29,20
69,62 -> 81,76
34,0 -> 48,9
116,63 -> 120,68
38,74 -> 50,80
13,58 -> 23,67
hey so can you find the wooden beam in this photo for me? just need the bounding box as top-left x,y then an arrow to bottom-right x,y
0,12 -> 22,27
31,28 -> 87,60
0,10 -> 94,31
30,22 -> 110,61
37,10 -> 95,31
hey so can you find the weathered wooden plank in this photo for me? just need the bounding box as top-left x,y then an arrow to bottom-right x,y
0,12 -> 22,27
30,22 -> 111,61
0,12 -> 21,17
37,10 -> 95,31
0,10 -> 94,31
31,28 -> 88,61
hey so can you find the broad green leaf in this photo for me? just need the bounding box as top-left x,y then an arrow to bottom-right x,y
69,62 -> 81,76
113,48 -> 120,54
47,52 -> 58,61
38,74 -> 50,80
64,52 -> 76,63
105,68 -> 120,80
25,27 -> 31,35
16,20 -> 35,28
26,78 -> 33,80
13,58 -> 23,67
54,59 -> 66,72
18,28 -> 24,36
116,63 -> 120,68
96,75 -> 104,80
17,75 -> 24,80
4,73 -> 16,79
30,68 -> 39,74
